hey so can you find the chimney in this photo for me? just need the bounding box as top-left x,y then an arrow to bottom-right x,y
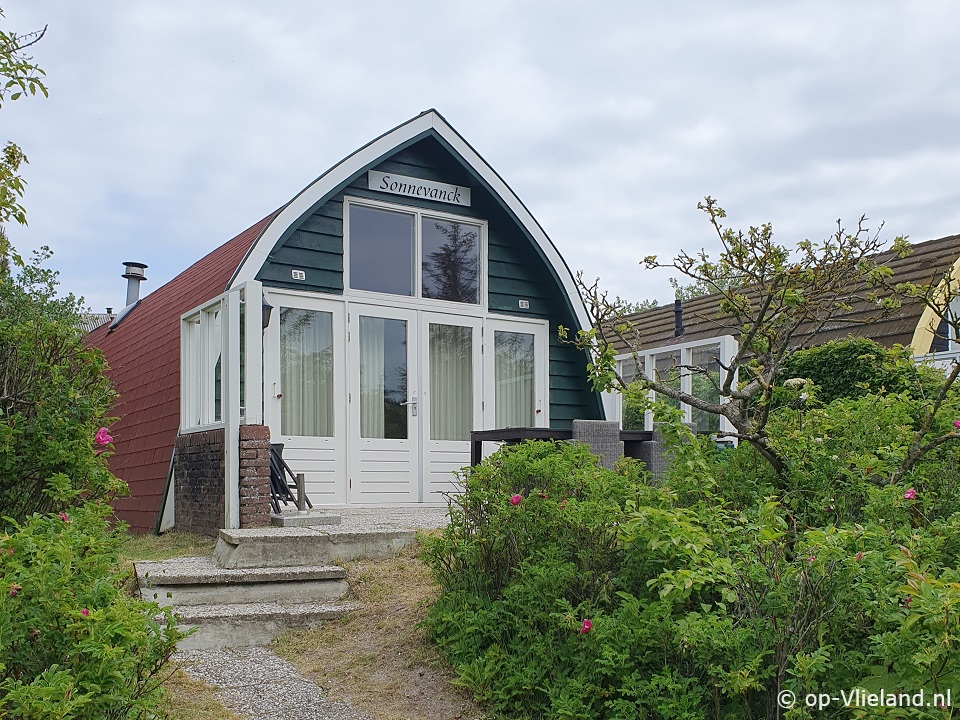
122,262 -> 148,306
674,299 -> 685,337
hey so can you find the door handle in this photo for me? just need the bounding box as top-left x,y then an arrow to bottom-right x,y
400,396 -> 418,416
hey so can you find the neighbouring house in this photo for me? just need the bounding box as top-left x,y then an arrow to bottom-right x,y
610,233 -> 960,435
86,110 -> 605,534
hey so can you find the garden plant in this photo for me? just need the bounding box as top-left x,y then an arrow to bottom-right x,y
423,366 -> 960,718
426,194 -> 960,720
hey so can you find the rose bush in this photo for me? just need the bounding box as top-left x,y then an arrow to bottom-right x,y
424,386 -> 960,719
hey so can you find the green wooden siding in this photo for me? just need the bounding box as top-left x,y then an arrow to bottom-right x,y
256,134 -> 603,427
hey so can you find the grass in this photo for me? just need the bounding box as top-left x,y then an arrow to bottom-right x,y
160,670 -> 241,720
273,542 -> 485,720
118,530 -> 217,561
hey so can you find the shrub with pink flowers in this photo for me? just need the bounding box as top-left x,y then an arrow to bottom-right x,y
0,503 -> 184,718
424,386 -> 960,719
0,244 -> 125,526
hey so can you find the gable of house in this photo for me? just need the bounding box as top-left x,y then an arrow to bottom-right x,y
85,216 -> 273,532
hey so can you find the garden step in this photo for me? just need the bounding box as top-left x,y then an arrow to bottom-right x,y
212,527 -> 417,569
172,600 -> 356,651
136,556 -> 349,607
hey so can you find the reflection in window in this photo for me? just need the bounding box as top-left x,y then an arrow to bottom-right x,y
280,308 -> 334,437
620,356 -> 646,431
422,219 -> 480,303
349,205 -> 414,296
429,324 -> 472,440
359,317 -> 408,439
495,331 -> 534,427
654,350 -> 682,411
690,344 -> 721,433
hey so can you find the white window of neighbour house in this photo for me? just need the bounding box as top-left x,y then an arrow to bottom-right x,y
618,335 -> 736,437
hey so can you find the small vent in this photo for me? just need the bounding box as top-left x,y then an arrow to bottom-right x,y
518,299 -> 530,309
291,269 -> 306,281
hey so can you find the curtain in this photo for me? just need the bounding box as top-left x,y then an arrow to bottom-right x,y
280,308 -> 334,436
429,324 -> 472,440
359,316 -> 386,438
495,331 -> 534,427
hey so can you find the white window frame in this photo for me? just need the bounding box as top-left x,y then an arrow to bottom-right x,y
180,281 -> 264,433
343,195 -> 488,313
616,335 -> 738,438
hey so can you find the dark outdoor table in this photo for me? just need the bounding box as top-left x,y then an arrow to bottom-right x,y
470,427 -> 653,466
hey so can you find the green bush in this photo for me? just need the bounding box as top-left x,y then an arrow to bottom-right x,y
777,337 -> 935,405
0,247 -> 124,525
0,502 -> 185,719
424,410 -> 960,719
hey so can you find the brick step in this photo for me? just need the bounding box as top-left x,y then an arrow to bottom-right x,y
172,600 -> 355,651
136,556 -> 349,607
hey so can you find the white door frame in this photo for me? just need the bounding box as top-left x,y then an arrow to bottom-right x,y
262,290 -> 347,504
347,303 -> 420,504
483,315 -> 550,428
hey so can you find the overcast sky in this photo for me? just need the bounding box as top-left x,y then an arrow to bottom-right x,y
4,1 -> 960,314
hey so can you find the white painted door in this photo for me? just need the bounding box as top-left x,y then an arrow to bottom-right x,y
420,313 -> 484,501
264,293 -> 347,504
348,305 -> 420,503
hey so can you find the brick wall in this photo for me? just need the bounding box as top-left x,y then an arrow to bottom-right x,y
173,429 -> 225,536
238,425 -> 271,528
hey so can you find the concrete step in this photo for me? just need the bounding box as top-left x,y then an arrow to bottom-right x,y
136,556 -> 349,607
172,600 -> 355,651
213,526 -> 418,569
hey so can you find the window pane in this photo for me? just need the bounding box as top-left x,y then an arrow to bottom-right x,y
690,344 -> 721,434
349,205 -> 414,296
429,324 -> 473,440
360,317 -> 408,439
421,218 -> 480,303
280,308 -> 334,437
495,331 -> 535,427
654,350 -> 682,411
621,356 -> 646,431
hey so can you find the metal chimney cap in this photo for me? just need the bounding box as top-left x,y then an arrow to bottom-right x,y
122,261 -> 148,280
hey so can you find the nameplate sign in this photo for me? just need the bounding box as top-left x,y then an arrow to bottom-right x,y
368,171 -> 471,207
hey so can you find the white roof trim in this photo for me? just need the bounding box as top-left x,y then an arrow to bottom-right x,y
229,110 -> 590,330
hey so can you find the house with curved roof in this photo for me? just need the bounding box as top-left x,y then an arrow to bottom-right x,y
87,110 -> 604,534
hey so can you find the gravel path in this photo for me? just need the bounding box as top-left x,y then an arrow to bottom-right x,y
173,506 -> 452,719
177,647 -> 372,720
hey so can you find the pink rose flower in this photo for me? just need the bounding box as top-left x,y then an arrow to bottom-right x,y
579,619 -> 593,634
94,427 -> 113,446
509,494 -> 522,506
807,555 -> 815,564
954,420 -> 960,429
903,488 -> 916,500
58,512 -> 69,522
80,608 -> 90,617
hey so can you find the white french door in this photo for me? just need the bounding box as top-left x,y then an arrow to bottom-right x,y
420,313 -> 483,500
348,305 -> 420,503
264,294 -> 347,504
267,294 -> 549,506
347,306 -> 484,503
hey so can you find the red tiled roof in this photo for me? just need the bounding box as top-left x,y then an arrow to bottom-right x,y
85,214 -> 274,533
